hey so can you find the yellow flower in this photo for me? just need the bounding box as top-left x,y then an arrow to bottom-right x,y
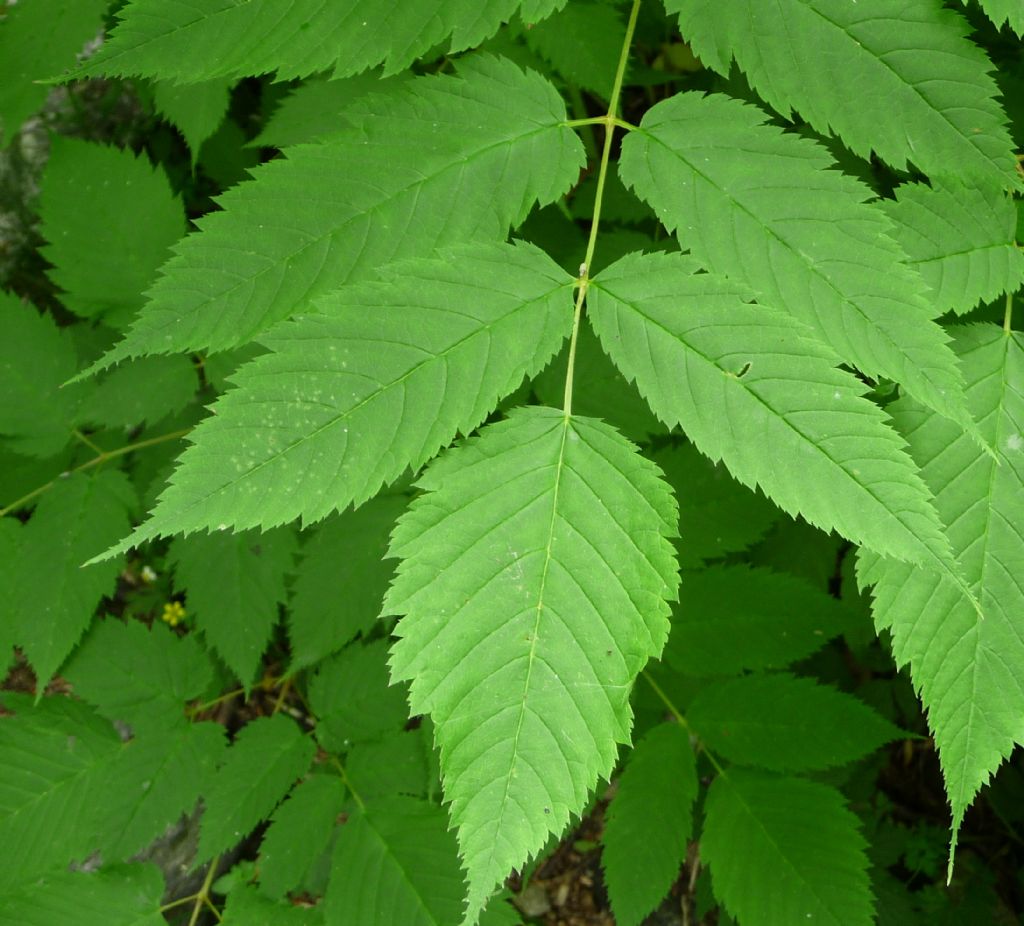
161,601 -> 187,627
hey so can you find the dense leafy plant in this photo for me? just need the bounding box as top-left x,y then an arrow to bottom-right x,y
1,0 -> 1022,924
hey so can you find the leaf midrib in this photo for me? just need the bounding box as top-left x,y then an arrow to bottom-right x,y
591,278 -> 945,570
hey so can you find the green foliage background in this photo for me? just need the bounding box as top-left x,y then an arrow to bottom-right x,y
1,1 -> 1023,924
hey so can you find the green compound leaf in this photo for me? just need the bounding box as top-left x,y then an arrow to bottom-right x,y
222,884 -> 324,925
701,771 -> 874,926
100,721 -> 225,861
12,471 -> 136,686
653,445 -> 777,569
196,714 -> 316,864
666,0 -> 1018,189
258,774 -> 347,900
0,694 -> 122,890
325,796 -> 466,926
586,251 -> 958,575
858,325 -> 1024,852
881,182 -> 1024,316
169,526 -> 297,685
288,496 -> 406,671
386,406 -> 679,922
105,241 -> 574,552
79,355 -> 198,430
63,618 -> 214,730
0,290 -> 87,458
38,138 -> 185,330
347,729 -> 432,801
524,1 -> 624,97
662,566 -> 847,677
309,640 -> 412,749
152,76 -> 233,161
90,57 -> 584,369
75,0 -> 566,83
0,0 -> 109,145
687,673 -> 904,772
0,863 -> 165,926
602,723 -> 697,926
618,92 -> 977,434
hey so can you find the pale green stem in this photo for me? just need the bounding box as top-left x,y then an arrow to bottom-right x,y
186,855 -> 220,926
0,427 -> 190,517
329,754 -> 366,812
72,429 -> 104,455
642,671 -> 727,777
562,0 -> 642,415
1005,289 -> 1014,335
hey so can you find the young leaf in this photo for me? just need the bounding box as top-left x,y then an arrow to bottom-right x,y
881,182 -> 1024,316
618,92 -> 977,433
258,774 -> 347,900
386,406 -> 679,922
63,618 -> 214,730
105,240 -> 574,550
309,640 -> 411,749
857,325 -> 1024,850
75,0 -> 567,83
0,0 -> 109,145
687,673 -> 904,772
38,138 -> 184,330
12,471 -> 135,685
196,714 -> 316,864
288,496 -> 406,671
324,796 -> 465,926
586,251 -> 959,575
152,76 -> 233,161
101,721 -> 226,861
169,526 -> 297,685
701,771 -> 874,926
666,0 -> 1018,189
662,566 -> 847,677
90,57 -> 584,369
0,695 -> 122,890
0,290 -> 86,457
0,864 -> 165,926
602,722 -> 697,926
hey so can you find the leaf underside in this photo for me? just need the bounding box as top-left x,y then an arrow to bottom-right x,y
386,406 -> 679,922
